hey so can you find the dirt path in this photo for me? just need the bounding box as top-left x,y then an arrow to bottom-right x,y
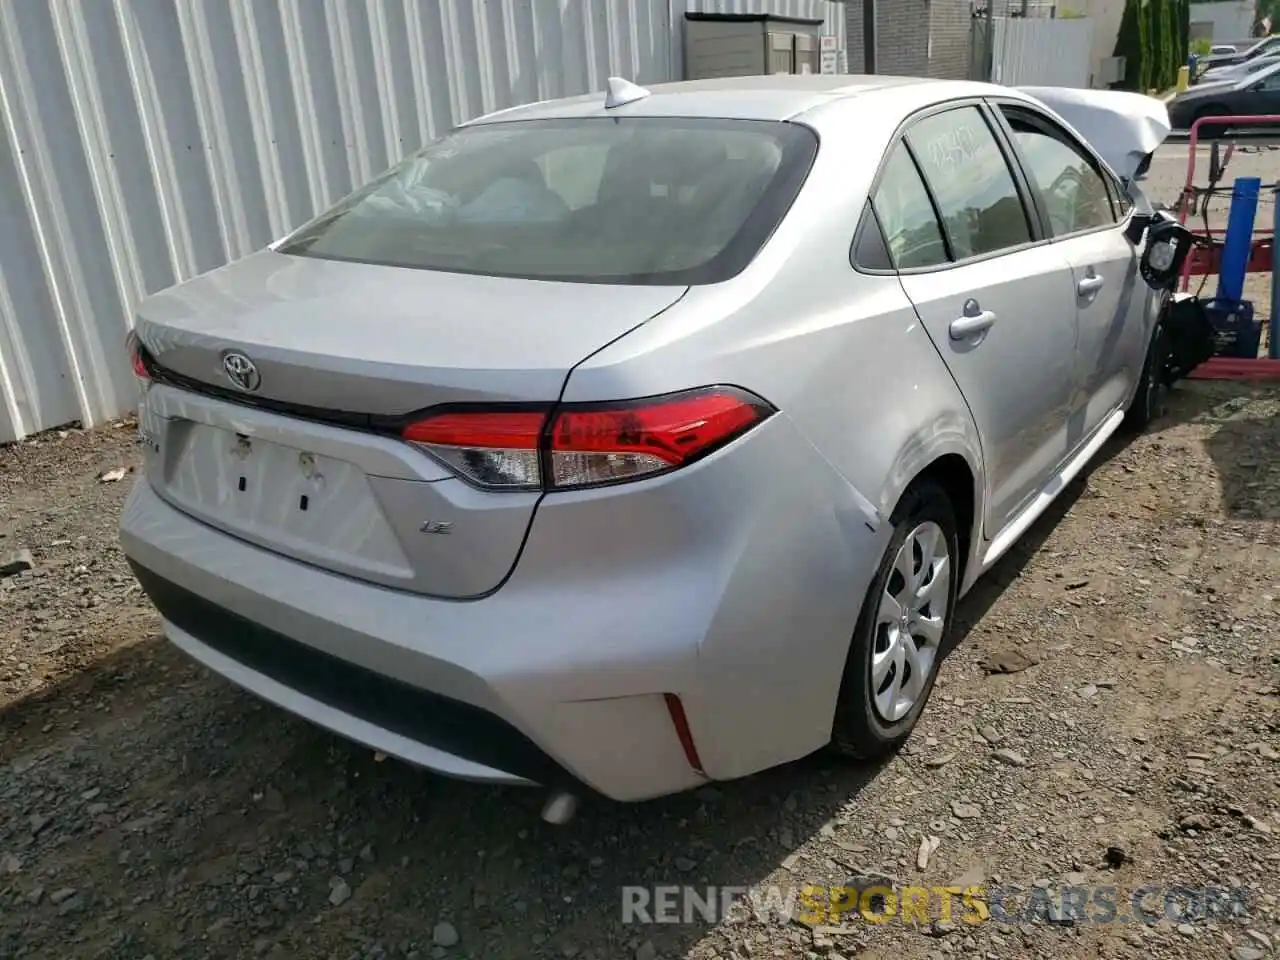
2,383 -> 1276,960
0,146 -> 1277,960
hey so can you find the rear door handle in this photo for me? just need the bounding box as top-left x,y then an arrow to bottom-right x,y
1077,274 -> 1105,296
949,310 -> 998,340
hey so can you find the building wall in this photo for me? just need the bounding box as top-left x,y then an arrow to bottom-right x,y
1189,0 -> 1258,42
843,0 -> 1001,81
0,0 -> 847,443
1065,0 -> 1126,87
930,0 -> 978,80
844,0 -> 935,77
846,0 -> 1125,87
679,0 -> 847,76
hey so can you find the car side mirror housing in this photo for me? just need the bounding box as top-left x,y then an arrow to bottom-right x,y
1124,210 -> 1155,245
1139,218 -> 1195,291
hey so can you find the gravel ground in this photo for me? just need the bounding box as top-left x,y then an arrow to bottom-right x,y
0,143 -> 1277,960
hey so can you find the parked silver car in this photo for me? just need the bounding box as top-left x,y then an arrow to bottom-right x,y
120,75 -> 1181,818
1198,53 -> 1280,84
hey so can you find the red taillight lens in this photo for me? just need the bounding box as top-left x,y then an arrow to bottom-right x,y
402,410 -> 547,489
401,386 -> 773,491
126,331 -> 151,381
548,388 -> 771,488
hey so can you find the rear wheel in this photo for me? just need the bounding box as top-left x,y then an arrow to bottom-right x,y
830,480 -> 958,759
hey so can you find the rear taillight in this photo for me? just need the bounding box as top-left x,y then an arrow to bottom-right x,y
126,331 -> 151,381
401,386 -> 774,491
402,410 -> 545,490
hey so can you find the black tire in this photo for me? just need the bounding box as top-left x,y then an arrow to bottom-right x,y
1125,320 -> 1171,432
830,479 -> 959,760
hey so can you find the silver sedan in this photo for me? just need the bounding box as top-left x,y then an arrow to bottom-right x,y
120,75 -> 1182,818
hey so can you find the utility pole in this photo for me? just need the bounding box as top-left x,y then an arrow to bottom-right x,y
864,0 -> 878,74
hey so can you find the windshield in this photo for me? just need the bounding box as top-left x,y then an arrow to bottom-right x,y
1246,37 -> 1280,58
278,117 -> 817,285
1244,56 -> 1280,74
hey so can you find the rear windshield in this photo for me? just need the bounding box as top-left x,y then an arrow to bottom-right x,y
277,117 -> 817,285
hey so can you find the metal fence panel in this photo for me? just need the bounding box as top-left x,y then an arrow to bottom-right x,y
990,15 -> 1095,87
0,0 -> 684,442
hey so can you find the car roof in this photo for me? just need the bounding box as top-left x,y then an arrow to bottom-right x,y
464,75 -> 992,126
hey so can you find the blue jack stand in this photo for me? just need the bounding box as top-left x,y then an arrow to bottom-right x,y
1202,178 -> 1265,359
1217,177 -> 1260,303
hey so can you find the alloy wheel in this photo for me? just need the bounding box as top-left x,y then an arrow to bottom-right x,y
870,521 -> 951,723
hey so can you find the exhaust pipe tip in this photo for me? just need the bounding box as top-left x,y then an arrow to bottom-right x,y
541,791 -> 578,825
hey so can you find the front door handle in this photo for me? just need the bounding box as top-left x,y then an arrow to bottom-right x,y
1077,273 -> 1106,296
949,309 -> 998,340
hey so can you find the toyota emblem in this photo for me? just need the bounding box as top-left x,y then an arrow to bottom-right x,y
221,352 -> 261,392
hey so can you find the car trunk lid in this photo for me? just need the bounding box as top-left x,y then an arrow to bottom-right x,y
134,250 -> 686,597
137,249 -> 685,414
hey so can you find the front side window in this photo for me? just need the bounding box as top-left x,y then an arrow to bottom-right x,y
1004,112 -> 1116,236
905,106 -> 1032,260
1108,169 -> 1134,218
277,118 -> 818,285
871,142 -> 949,269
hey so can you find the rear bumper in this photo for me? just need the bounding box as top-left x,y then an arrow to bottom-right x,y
121,481 -> 704,801
127,560 -> 575,788
119,409 -> 887,801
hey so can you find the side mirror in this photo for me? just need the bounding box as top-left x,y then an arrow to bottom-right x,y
1139,218 -> 1195,291
1124,210 -> 1155,245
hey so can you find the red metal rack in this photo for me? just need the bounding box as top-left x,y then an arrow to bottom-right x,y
1175,114 -> 1280,379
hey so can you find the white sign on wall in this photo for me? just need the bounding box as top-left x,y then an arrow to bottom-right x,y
820,34 -> 839,74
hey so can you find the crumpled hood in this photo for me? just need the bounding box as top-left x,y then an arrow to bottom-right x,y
1018,86 -> 1171,182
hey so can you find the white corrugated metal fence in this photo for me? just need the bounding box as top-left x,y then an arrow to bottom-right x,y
990,15 -> 1095,87
0,0 -> 844,443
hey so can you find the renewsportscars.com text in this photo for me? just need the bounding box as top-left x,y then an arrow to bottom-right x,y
621,883 -> 1251,927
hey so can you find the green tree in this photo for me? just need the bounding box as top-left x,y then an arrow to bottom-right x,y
1139,0 -> 1154,90
1177,0 -> 1191,64
1149,0 -> 1165,89
1159,0 -> 1177,87
1113,0 -> 1143,90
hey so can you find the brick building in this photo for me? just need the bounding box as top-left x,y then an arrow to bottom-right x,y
843,0 -> 980,80
842,0 -> 1128,89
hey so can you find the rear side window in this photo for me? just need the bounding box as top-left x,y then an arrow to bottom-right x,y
1003,111 -> 1115,236
871,142 -> 949,269
906,107 -> 1032,260
277,118 -> 818,285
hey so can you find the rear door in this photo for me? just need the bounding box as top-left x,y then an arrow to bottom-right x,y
883,103 -> 1080,533
991,101 -> 1148,450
